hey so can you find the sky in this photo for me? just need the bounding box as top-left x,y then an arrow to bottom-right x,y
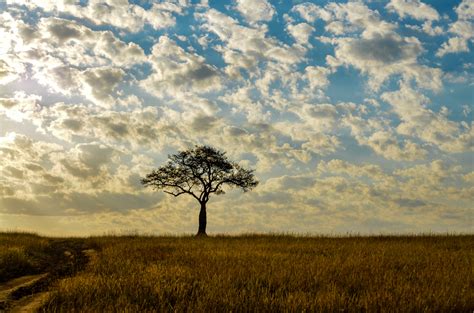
0,0 -> 472,236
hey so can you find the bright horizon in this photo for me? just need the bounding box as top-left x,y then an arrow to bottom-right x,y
0,0 -> 473,236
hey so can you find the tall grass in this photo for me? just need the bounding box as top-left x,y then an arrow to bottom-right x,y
40,235 -> 473,312
0,232 -> 50,282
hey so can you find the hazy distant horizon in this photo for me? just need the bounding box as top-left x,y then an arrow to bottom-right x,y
0,0 -> 472,236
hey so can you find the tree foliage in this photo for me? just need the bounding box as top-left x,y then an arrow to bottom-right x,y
141,145 -> 258,205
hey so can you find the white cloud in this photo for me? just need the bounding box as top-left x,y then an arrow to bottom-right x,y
304,66 -> 331,90
287,23 -> 315,45
437,37 -> 470,57
363,130 -> 428,161
0,92 -> 41,122
386,0 -> 439,21
35,17 -> 146,68
0,0 -> 472,234
292,3 -> 330,23
381,84 -> 473,153
235,0 -> 275,24
456,0 -> 474,20
437,0 -> 474,57
0,57 -> 23,85
0,16 -> 145,106
406,21 -> 444,36
81,67 -> 125,106
141,36 -> 221,97
197,8 -> 307,80
322,2 -> 396,37
330,32 -> 442,90
7,0 -> 185,32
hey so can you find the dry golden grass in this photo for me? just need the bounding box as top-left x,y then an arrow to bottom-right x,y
34,234 -> 474,312
0,232 -> 50,282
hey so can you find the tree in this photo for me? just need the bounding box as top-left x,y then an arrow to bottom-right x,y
141,145 -> 258,236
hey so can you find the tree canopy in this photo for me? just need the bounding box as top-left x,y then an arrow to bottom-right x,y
141,145 -> 258,235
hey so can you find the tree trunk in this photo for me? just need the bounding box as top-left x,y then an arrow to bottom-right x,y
197,202 -> 207,236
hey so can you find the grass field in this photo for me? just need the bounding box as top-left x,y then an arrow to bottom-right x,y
1,233 -> 473,312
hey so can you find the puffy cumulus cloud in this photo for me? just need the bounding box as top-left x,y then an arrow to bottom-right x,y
81,67 -> 125,106
235,0 -> 275,24
295,2 -> 442,91
0,13 -> 28,84
316,159 -> 386,181
252,159 -> 472,233
437,37 -> 470,56
196,8 -> 307,80
32,65 -> 124,107
215,121 -> 313,172
304,66 -> 332,90
57,142 -> 118,180
328,29 -> 442,91
0,92 -> 41,122
358,130 -> 428,161
437,0 -> 474,57
28,102 -> 171,150
1,123 -> 471,233
0,132 -> 162,216
27,99 -> 311,173
0,133 -> 62,204
456,0 -> 474,20
0,15 -> 145,106
340,111 -> 428,161
35,17 -> 146,67
141,36 -> 221,97
283,101 -> 427,161
0,1 -> 472,234
292,3 -> 332,24
406,21 -> 444,36
0,57 -> 24,85
386,0 -> 439,21
312,2 -> 396,37
7,0 -> 186,33
3,15 -> 146,68
287,23 -> 315,45
381,84 -> 473,153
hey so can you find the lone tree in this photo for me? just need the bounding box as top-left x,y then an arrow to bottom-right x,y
141,145 -> 258,236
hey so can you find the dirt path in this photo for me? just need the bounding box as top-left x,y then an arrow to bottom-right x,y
8,292 -> 50,313
0,243 -> 97,312
0,274 -> 48,311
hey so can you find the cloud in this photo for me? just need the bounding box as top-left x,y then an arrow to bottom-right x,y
0,60 -> 15,84
300,2 -> 443,91
361,130 -> 428,161
292,3 -> 330,23
406,21 -> 444,36
7,0 -> 185,32
381,84 -> 473,153
330,31 -> 441,90
437,0 -> 474,57
0,92 -> 41,122
197,8 -> 307,80
0,1 -> 471,234
35,17 -> 146,67
141,36 -> 221,97
437,37 -> 470,56
235,0 -> 275,24
287,23 -> 315,45
316,2 -> 396,37
81,67 -> 125,106
386,0 -> 439,21
0,15 -> 146,106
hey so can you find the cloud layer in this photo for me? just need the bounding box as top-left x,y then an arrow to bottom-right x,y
0,0 -> 472,235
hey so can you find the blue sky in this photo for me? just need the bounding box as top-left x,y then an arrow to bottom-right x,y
0,0 -> 472,235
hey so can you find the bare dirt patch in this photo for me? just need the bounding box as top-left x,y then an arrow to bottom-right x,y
0,239 -> 97,312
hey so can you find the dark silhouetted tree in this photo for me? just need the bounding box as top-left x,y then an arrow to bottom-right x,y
141,145 -> 258,236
